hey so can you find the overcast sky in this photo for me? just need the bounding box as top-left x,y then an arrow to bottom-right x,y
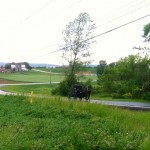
0,0 -> 150,65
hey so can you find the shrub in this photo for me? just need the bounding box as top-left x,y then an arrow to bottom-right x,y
143,92 -> 150,100
59,80 -> 70,96
122,93 -> 132,99
132,87 -> 142,99
112,93 -> 123,99
51,86 -> 60,95
52,73 -> 77,96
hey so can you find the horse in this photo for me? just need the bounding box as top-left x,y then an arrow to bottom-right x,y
68,85 -> 91,101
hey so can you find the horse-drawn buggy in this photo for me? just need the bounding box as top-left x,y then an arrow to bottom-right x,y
68,84 -> 91,101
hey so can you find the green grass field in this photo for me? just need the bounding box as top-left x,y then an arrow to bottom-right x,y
0,95 -> 149,149
35,66 -> 97,74
1,84 -> 56,96
0,71 -> 65,83
0,70 -> 97,83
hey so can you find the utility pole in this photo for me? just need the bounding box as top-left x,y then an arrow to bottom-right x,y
49,66 -> 52,84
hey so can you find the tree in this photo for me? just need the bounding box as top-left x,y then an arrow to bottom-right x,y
57,12 -> 96,96
143,23 -> 150,42
61,12 -> 96,79
5,63 -> 11,69
97,54 -> 150,99
133,23 -> 150,51
22,62 -> 32,70
96,60 -> 107,76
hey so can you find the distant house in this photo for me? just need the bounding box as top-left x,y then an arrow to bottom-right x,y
11,64 -> 16,71
11,63 -> 28,71
21,65 -> 28,71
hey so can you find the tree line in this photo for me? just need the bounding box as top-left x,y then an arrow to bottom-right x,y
96,23 -> 150,100
96,54 -> 150,100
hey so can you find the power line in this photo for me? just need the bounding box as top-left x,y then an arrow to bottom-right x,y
20,0 -> 56,24
32,13 -> 150,59
27,0 -> 149,51
86,13 -> 150,41
41,0 -> 83,24
94,0 -> 147,22
96,3 -> 150,29
61,0 -> 83,13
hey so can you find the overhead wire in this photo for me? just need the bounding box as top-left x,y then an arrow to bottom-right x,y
20,0 -> 56,24
40,0 -> 83,24
94,0 -> 147,22
31,0 -> 149,53
30,13 -> 150,60
95,3 -> 150,28
19,0 -> 149,61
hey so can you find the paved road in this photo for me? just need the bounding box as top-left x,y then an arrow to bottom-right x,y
0,83 -> 150,111
90,99 -> 150,111
0,82 -> 59,87
0,82 -> 58,95
0,90 -> 12,95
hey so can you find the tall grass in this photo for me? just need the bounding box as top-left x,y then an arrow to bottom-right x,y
0,95 -> 149,149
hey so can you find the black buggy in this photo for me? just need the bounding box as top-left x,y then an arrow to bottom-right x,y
68,84 -> 91,101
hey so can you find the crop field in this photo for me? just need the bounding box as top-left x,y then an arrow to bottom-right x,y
0,95 -> 150,149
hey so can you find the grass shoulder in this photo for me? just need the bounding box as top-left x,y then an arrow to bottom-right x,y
1,84 -> 150,103
91,95 -> 150,103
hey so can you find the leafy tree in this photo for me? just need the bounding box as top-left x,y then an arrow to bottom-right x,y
5,63 -> 11,69
57,12 -> 96,96
99,65 -> 117,94
97,54 -> 150,99
22,62 -> 32,70
133,23 -> 150,51
61,12 -> 95,78
143,23 -> 150,42
96,60 -> 107,76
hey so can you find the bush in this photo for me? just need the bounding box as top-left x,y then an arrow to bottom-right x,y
52,73 -> 77,96
51,86 -> 60,95
112,93 -> 123,99
122,93 -> 132,99
143,92 -> 150,100
132,87 -> 142,99
59,80 -> 70,96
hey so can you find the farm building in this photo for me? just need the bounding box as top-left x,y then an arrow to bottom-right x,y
11,63 -> 28,71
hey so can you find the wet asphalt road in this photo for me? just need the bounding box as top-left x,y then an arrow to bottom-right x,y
90,99 -> 150,111
0,90 -> 11,95
0,84 -> 150,111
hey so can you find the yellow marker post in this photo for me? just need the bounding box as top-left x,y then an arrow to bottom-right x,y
30,91 -> 33,103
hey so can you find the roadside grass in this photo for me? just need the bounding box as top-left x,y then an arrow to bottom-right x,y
0,95 -> 149,149
1,84 -> 150,103
92,94 -> 150,103
0,84 -> 57,96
